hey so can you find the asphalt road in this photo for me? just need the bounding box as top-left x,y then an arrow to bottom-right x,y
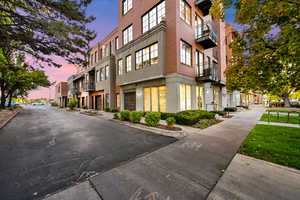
0,106 -> 176,200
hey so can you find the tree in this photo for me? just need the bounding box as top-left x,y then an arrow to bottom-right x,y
0,0 -> 96,67
0,53 -> 51,108
222,0 -> 300,107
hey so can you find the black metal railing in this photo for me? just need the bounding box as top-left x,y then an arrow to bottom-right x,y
195,0 -> 213,16
196,64 -> 218,82
195,22 -> 218,48
84,80 -> 95,91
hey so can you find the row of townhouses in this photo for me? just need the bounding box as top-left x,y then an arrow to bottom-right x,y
56,0 -> 262,112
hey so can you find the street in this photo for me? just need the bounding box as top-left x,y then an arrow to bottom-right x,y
0,106 -> 176,200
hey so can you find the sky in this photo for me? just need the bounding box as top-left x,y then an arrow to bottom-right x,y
28,0 -> 235,99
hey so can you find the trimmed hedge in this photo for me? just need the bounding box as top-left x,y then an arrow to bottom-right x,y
145,112 -> 161,127
129,111 -> 143,123
160,112 -> 176,120
210,111 -> 227,116
224,107 -> 237,112
120,110 -> 130,121
166,117 -> 176,127
175,110 -> 215,126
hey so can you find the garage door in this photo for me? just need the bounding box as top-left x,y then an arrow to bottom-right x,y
124,92 -> 136,111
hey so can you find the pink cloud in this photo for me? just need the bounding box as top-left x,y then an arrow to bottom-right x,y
28,63 -> 77,99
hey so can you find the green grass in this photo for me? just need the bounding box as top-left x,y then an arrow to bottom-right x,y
240,125 -> 300,170
260,114 -> 300,124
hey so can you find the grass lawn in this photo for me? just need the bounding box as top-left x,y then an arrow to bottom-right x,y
240,124 -> 300,170
267,109 -> 300,114
260,113 -> 300,124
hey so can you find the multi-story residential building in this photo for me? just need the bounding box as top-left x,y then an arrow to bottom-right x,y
68,0 -> 235,112
55,82 -> 68,107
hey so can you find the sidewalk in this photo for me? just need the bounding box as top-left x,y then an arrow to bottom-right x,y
207,154 -> 300,200
257,121 -> 300,128
44,108 -> 264,200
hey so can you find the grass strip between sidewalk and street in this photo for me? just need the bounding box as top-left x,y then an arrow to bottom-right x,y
240,124 -> 300,170
260,114 -> 300,124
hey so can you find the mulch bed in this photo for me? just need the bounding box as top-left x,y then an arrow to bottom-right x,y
140,123 -> 182,131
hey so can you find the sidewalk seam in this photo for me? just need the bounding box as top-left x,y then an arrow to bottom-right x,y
88,179 -> 104,200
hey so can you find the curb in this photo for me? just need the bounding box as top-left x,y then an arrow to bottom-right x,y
0,109 -> 21,129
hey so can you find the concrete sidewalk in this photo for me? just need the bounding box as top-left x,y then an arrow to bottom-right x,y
44,108 -> 264,200
207,154 -> 300,200
257,121 -> 300,128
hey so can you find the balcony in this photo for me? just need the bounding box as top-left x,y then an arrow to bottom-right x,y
84,80 -> 95,92
195,0 -> 212,16
196,22 -> 218,49
71,87 -> 80,95
196,67 -> 218,82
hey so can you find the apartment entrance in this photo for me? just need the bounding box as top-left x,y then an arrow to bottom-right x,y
95,95 -> 104,110
124,92 -> 136,111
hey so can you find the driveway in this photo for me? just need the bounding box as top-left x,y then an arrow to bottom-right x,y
0,106 -> 176,200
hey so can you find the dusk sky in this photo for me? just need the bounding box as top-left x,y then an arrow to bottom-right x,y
28,0 -> 235,99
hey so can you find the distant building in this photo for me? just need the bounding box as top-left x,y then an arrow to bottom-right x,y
55,82 -> 68,107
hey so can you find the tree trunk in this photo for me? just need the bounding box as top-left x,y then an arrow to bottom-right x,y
283,94 -> 291,107
0,92 -> 6,109
8,93 -> 12,107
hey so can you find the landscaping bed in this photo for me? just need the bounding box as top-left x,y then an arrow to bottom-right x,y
193,119 -> 223,129
80,110 -> 101,116
240,124 -> 300,170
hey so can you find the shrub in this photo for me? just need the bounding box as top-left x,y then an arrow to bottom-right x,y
104,107 -> 111,112
82,105 -> 88,109
160,112 -> 176,120
291,103 -> 300,108
120,110 -> 130,121
224,107 -> 237,112
113,113 -> 120,119
166,117 -> 176,128
67,98 -> 78,110
145,112 -> 161,127
175,110 -> 215,126
129,111 -> 143,123
110,108 -> 119,113
50,101 -> 58,107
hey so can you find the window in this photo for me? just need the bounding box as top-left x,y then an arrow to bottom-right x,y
195,50 -> 204,75
180,40 -> 192,66
150,43 -> 158,64
105,66 -> 109,79
180,0 -> 191,25
125,55 -> 132,72
180,84 -> 191,111
123,25 -> 133,45
144,86 -> 166,112
135,50 -> 143,70
118,59 -> 123,75
100,68 -> 105,81
142,1 -> 165,33
135,42 -> 159,69
90,54 -> 94,66
102,44 -> 109,58
115,37 -> 119,50
122,0 -> 132,15
196,86 -> 204,110
195,15 -> 203,38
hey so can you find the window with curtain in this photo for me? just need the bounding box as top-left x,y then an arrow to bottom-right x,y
144,86 -> 166,112
180,84 -> 191,111
142,1 -> 165,33
180,40 -> 192,66
180,0 -> 191,25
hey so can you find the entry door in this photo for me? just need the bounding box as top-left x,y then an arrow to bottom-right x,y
124,92 -> 136,111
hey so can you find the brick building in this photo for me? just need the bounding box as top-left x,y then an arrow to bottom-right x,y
55,82 -> 68,107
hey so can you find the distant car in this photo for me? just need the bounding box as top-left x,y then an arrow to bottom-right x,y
32,102 -> 45,106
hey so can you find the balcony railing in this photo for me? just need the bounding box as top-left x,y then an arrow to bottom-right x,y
84,80 -> 95,92
195,0 -> 212,16
71,87 -> 80,95
195,22 -> 218,49
196,64 -> 218,82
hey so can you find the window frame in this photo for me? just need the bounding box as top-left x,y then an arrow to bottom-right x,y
118,59 -> 123,76
143,86 -> 166,112
135,42 -> 159,70
141,1 -> 166,34
180,0 -> 192,25
125,55 -> 132,72
123,25 -> 133,45
122,0 -> 132,15
180,40 -> 192,66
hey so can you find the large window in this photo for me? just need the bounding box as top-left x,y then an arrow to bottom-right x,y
195,15 -> 203,38
135,42 -> 159,69
195,50 -> 204,75
115,37 -> 119,50
122,0 -> 132,15
180,84 -> 191,111
123,25 -> 133,45
144,86 -> 166,112
100,68 -> 105,81
180,40 -> 192,66
180,0 -> 191,25
196,86 -> 204,110
125,55 -> 132,72
105,66 -> 109,79
118,59 -> 123,75
142,1 -> 165,33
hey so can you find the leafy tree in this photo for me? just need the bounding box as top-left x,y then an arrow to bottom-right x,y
0,0 -> 96,67
0,53 -> 50,108
221,0 -> 300,107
